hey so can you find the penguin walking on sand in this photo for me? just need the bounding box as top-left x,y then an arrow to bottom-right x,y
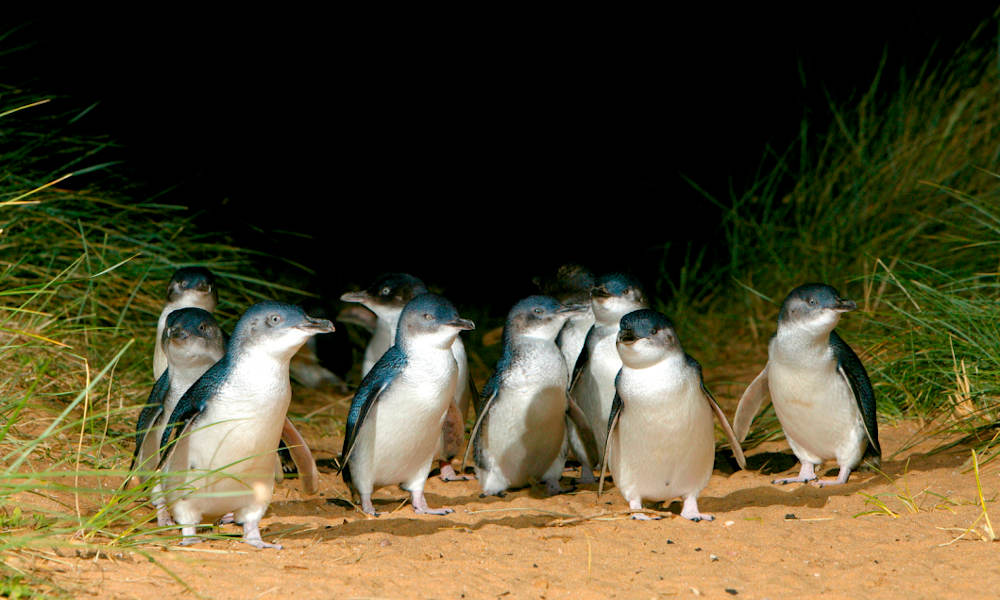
732,283 -> 880,486
339,294 -> 474,516
600,309 -> 746,521
570,273 -> 649,460
464,296 -> 598,497
157,302 -> 335,548
151,266 -> 321,493
133,308 -> 226,526
340,273 -> 474,481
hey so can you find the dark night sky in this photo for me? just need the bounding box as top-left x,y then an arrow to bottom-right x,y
6,7 -> 997,313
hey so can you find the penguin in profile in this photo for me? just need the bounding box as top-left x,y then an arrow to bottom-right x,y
133,307 -> 225,526
340,273 -> 474,481
463,296 -> 597,497
151,267 -> 321,493
732,283 -> 880,486
533,264 -> 596,371
570,273 -> 649,460
600,309 -> 746,521
153,268 -> 217,380
338,294 -> 474,516
158,302 -> 335,548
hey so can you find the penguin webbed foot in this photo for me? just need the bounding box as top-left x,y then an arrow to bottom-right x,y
772,462 -> 818,485
438,462 -> 470,482
479,490 -> 507,498
679,496 -> 714,522
411,490 -> 452,515
815,466 -> 852,487
179,536 -> 203,546
630,512 -> 661,521
544,480 -> 576,496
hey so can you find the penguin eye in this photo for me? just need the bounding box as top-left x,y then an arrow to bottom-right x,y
808,298 -> 817,306
533,307 -> 544,315
424,313 -> 434,321
650,328 -> 658,335
381,286 -> 392,296
267,314 -> 282,326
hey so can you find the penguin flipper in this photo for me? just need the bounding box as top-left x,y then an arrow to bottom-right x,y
462,377 -> 500,472
339,347 -> 406,474
597,388 -> 623,498
733,364 -> 770,443
832,331 -> 881,461
687,356 -> 747,469
565,394 -> 599,469
131,370 -> 170,472
280,418 -> 319,494
569,325 -> 596,390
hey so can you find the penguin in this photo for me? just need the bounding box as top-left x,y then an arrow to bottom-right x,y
151,267 -> 321,493
732,283 -> 880,486
570,273 -> 649,460
463,296 -> 598,497
600,309 -> 747,521
340,273 -> 475,481
153,267 -> 217,380
157,302 -> 335,548
133,307 -> 225,526
533,264 -> 596,371
338,294 -> 474,516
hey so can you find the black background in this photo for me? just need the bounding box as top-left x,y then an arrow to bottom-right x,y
6,7 -> 996,315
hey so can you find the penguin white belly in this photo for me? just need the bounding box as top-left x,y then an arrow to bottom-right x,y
577,334 -> 621,454
610,376 -> 714,503
483,384 -> 567,488
362,322 -> 395,377
559,314 -> 594,371
363,356 -> 457,488
767,359 -> 866,466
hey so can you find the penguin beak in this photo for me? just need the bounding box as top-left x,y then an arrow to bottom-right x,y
449,318 -> 476,331
298,317 -> 335,333
617,329 -> 638,344
591,285 -> 612,299
833,298 -> 857,312
340,291 -> 368,303
558,303 -> 588,315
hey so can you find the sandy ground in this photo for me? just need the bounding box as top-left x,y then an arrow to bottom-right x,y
18,385 -> 1000,600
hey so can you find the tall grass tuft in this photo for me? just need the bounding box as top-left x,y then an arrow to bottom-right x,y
681,15 -> 1000,447
0,91 -> 314,591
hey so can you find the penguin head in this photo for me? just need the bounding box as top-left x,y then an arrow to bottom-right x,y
616,309 -> 680,368
777,283 -> 857,335
232,301 -> 336,360
396,294 -> 474,350
162,307 -> 225,370
504,295 -> 588,343
590,273 -> 648,325
166,267 -> 218,310
340,272 -> 429,320
532,264 -> 596,305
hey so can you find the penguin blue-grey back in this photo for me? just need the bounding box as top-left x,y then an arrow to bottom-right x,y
600,309 -> 745,521
732,283 -> 879,486
157,302 -> 334,548
465,295 -> 594,497
339,294 -> 474,516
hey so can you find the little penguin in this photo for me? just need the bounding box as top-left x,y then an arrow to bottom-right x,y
463,296 -> 598,497
133,307 -> 225,526
157,302 -> 335,548
153,267 -> 217,380
338,294 -> 474,516
533,264 -> 596,371
570,273 -> 649,460
152,267 -> 321,493
600,309 -> 746,521
732,283 -> 880,486
340,273 -> 474,481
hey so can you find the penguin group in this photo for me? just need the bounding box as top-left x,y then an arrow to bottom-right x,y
129,264 -> 880,548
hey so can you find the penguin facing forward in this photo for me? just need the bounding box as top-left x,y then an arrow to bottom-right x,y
133,307 -> 225,526
570,273 -> 649,460
464,296 -> 597,497
339,294 -> 474,516
158,302 -> 334,548
340,273 -> 474,481
153,267 -> 217,380
600,309 -> 746,521
732,283 -> 880,486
